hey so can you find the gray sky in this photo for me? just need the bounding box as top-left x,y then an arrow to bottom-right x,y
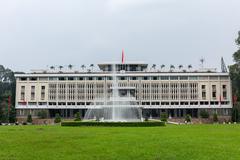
0,0 -> 240,72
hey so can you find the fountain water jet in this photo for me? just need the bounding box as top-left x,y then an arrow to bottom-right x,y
83,64 -> 143,122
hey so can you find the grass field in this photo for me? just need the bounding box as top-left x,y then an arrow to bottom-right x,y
0,124 -> 240,160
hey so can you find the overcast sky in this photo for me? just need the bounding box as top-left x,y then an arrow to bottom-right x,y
0,0 -> 240,72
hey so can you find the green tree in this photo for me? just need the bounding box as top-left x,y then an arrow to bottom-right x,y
54,113 -> 61,123
0,107 -> 5,123
9,106 -> 16,123
185,114 -> 191,123
229,31 -> 240,99
232,108 -> 239,122
229,31 -> 240,122
0,65 -> 17,123
160,113 -> 168,122
200,110 -> 209,118
213,113 -> 218,123
27,114 -> 32,123
74,112 -> 81,121
37,110 -> 48,119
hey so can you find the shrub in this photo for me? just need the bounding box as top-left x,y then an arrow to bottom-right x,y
232,108 -> 239,122
200,110 -> 209,118
27,114 -> 32,123
37,110 -> 48,119
213,113 -> 218,123
61,121 -> 166,127
160,113 -> 168,122
9,106 -> 16,123
144,117 -> 149,122
74,112 -> 81,121
54,113 -> 61,123
185,114 -> 191,123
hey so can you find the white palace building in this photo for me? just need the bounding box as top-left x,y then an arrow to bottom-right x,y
15,60 -> 232,120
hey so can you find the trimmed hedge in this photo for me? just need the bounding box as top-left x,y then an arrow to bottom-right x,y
61,121 -> 165,127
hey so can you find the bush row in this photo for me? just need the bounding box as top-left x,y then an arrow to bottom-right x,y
61,121 -> 165,127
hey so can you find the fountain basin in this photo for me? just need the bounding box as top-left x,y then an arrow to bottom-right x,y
61,121 -> 166,127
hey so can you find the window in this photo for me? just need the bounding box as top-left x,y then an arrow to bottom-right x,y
210,101 -> 219,105
201,85 -> 206,90
161,76 -> 169,80
209,76 -> 218,80
68,77 -> 74,81
31,86 -> 35,100
20,86 -> 25,100
202,91 -> 206,99
152,77 -> 158,80
39,77 -> 48,81
220,76 -> 229,80
189,76 -> 198,80
78,77 -> 84,81
130,65 -> 138,71
222,85 -> 226,89
28,102 -> 37,105
29,77 -> 37,81
170,76 -> 178,80
143,77 -> 148,80
107,77 -> 113,80
212,85 -> 216,90
131,77 -> 137,80
212,92 -> 216,99
97,77 -> 103,81
199,76 -> 208,80
200,101 -> 209,105
41,86 -> 45,100
59,77 -> 66,81
88,77 -> 93,81
120,77 -> 126,80
49,77 -> 58,81
179,76 -> 188,80
223,91 -> 227,99
20,77 -> 27,81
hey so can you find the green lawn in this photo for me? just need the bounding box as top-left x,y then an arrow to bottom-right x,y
0,124 -> 240,160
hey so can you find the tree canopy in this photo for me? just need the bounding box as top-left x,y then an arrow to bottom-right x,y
229,31 -> 240,100
0,65 -> 16,123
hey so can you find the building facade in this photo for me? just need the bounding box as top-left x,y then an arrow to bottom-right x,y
15,62 -> 232,119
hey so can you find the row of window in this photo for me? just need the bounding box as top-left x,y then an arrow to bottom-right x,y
18,101 -> 230,106
19,76 -> 229,81
21,84 -> 228,101
47,82 -> 200,101
20,86 -> 46,101
201,85 -> 227,100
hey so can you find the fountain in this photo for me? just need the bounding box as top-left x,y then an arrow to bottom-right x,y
83,64 -> 143,122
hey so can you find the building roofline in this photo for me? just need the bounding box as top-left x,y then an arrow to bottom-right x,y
98,61 -> 147,65
14,72 -> 229,77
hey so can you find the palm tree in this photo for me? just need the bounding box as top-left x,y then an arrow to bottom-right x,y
50,66 -> 55,70
90,64 -> 94,72
68,64 -> 73,70
152,64 -> 156,71
58,65 -> 63,71
178,65 -> 183,70
170,65 -> 175,71
81,65 -> 86,71
161,64 -> 165,69
188,65 -> 192,70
